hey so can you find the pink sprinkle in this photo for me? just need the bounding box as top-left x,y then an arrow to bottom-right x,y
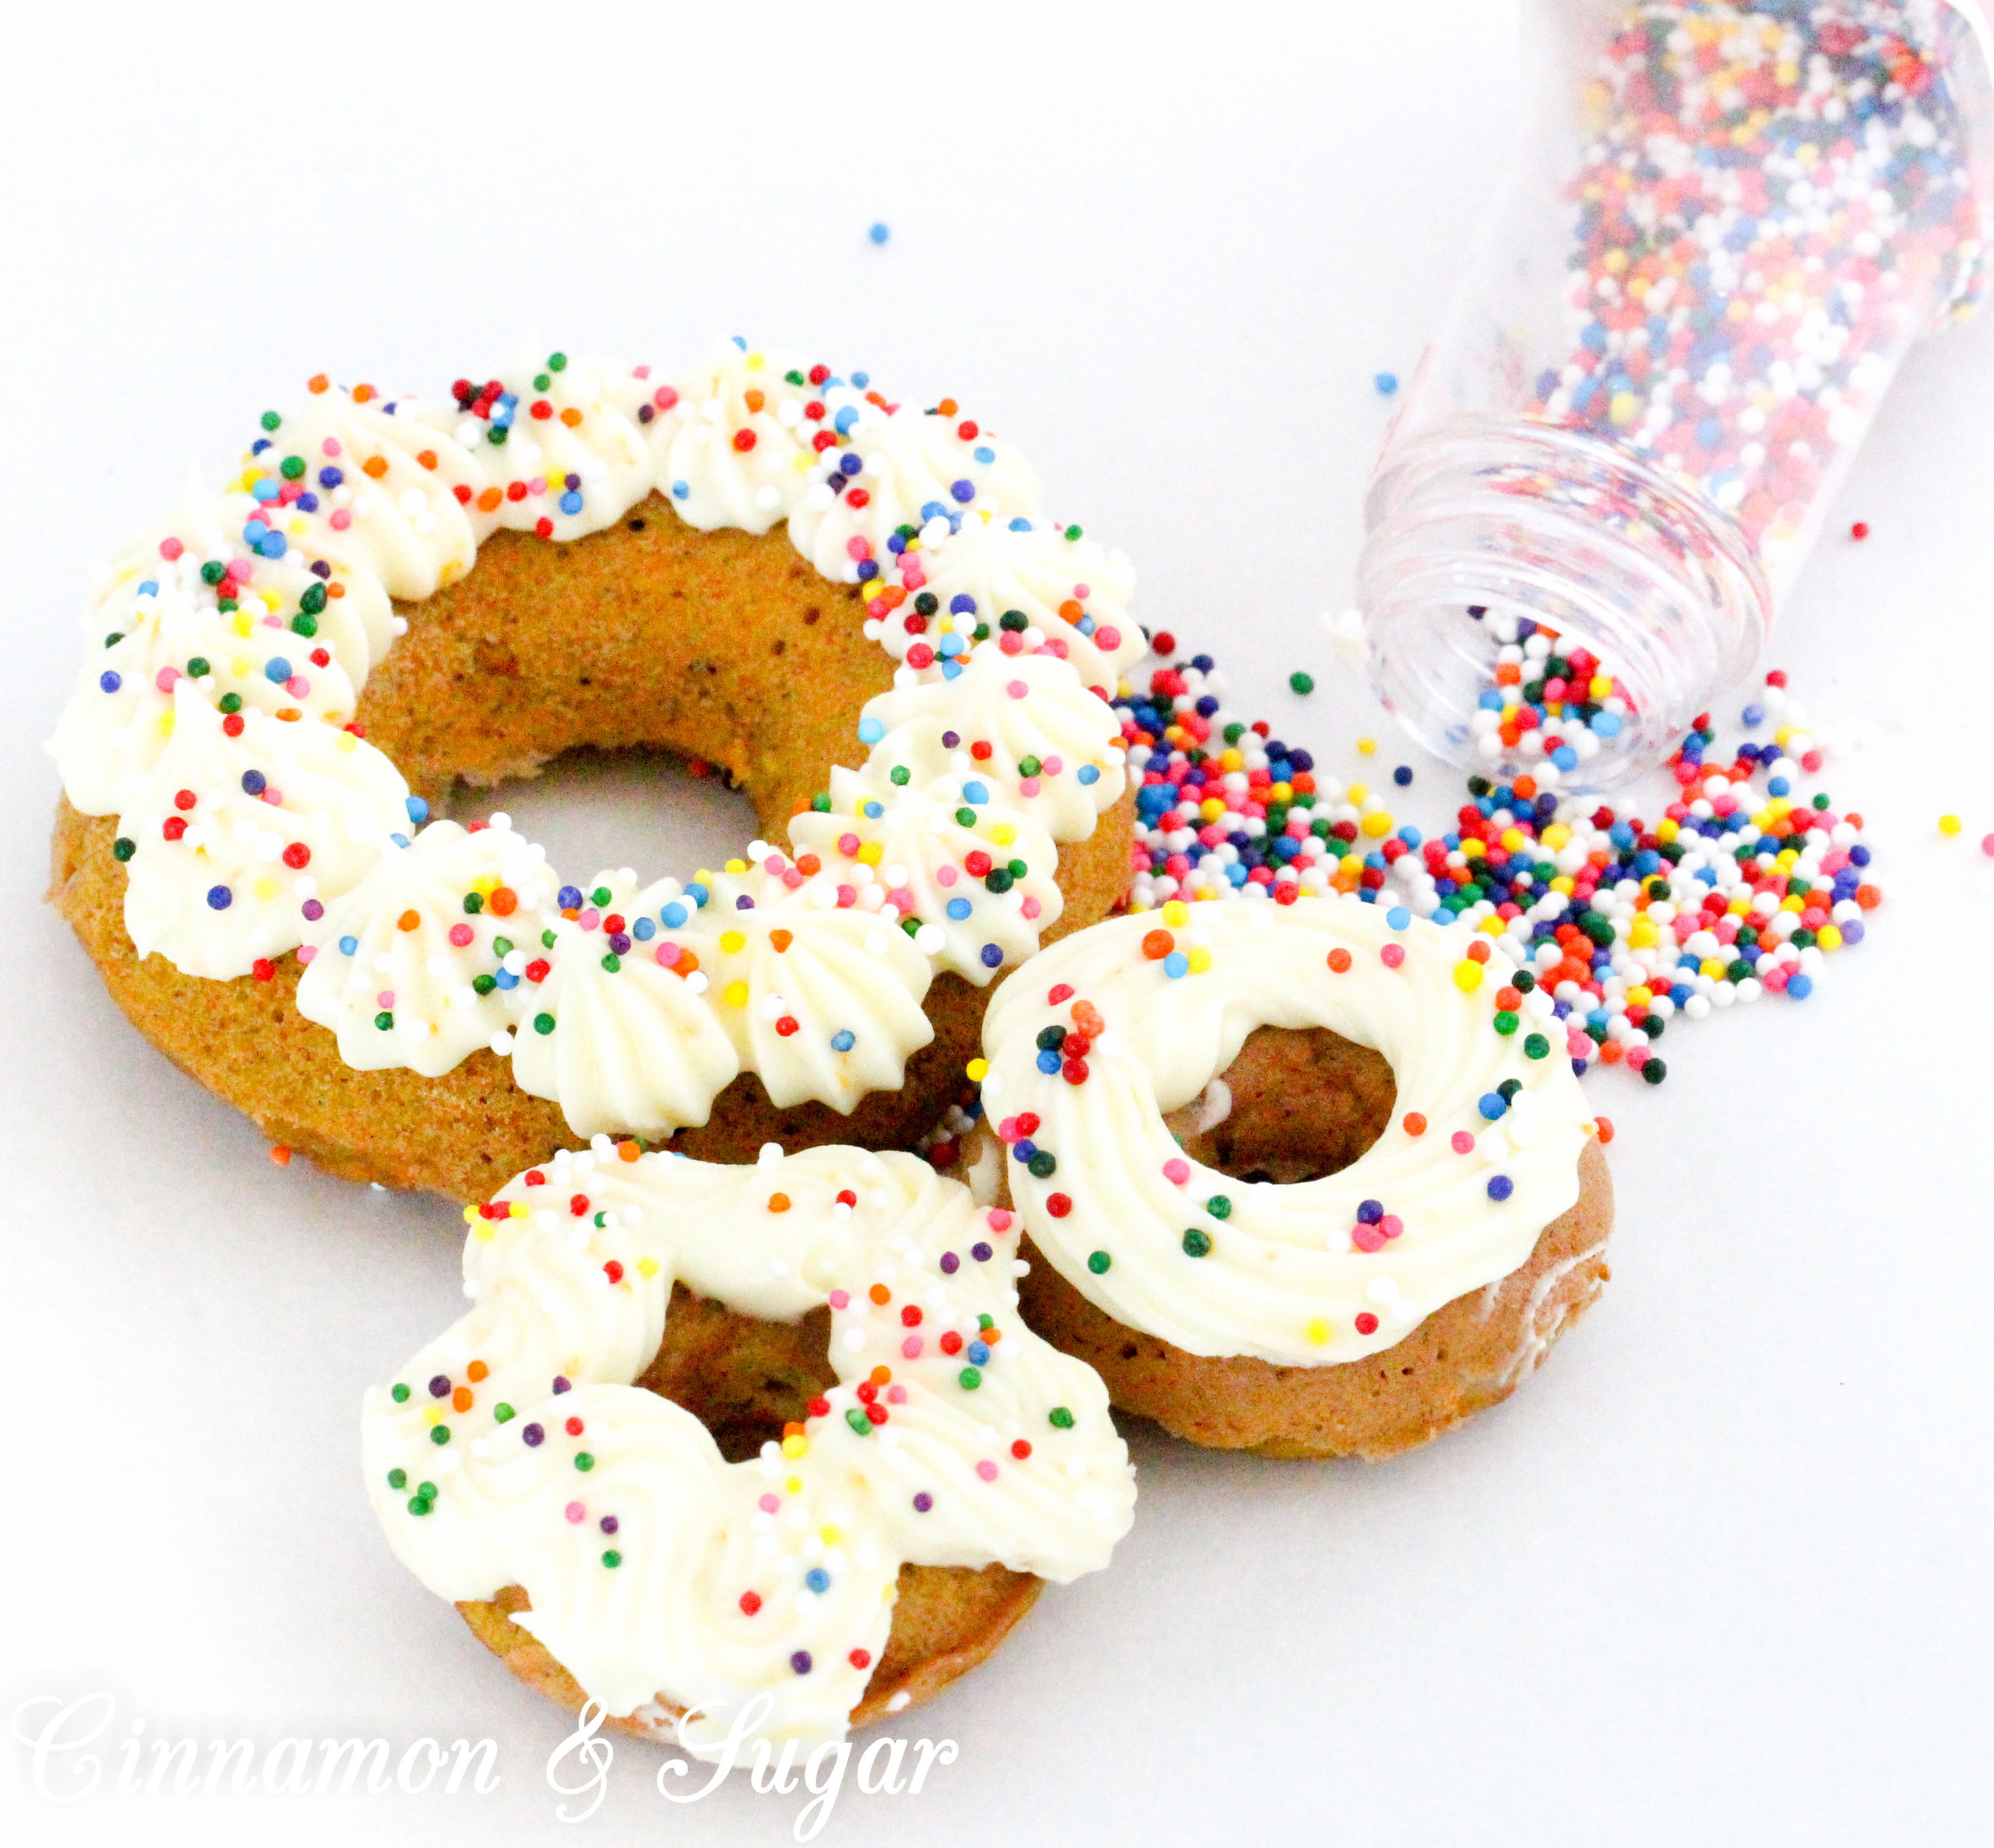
654,942 -> 682,966
987,1208 -> 1013,1232
997,1117 -> 1020,1144
1379,1214 -> 1404,1240
329,509 -> 351,530
1020,896 -> 1041,920
1073,583 -> 1090,599
1982,834 -> 1994,857
936,865 -> 958,889
287,675 -> 310,697
634,365 -> 652,380
901,566 -> 925,591
322,438 -> 342,457
999,632 -> 1023,656
1450,1131 -> 1476,1155
296,944 -> 318,965
1095,627 -> 1121,652
837,832 -> 861,856
782,868 -> 805,889
868,597 -> 890,619
158,537 -> 185,561
1042,637 -> 1069,659
827,1289 -> 850,1310
376,991 -> 394,1008
1041,756 -> 1062,776
975,1460 -> 999,1483
901,1336 -> 924,1358
1018,777 -> 1041,797
836,884 -> 857,907
449,923 -> 474,948
653,385 -> 678,410
154,665 -> 181,692
886,1384 -> 907,1404
1163,1158 -> 1189,1184
1380,943 -> 1406,969
758,1492 -> 780,1512
578,908 -> 600,930
565,1502 -> 585,1524
1006,680 -> 1029,700
888,887 -> 914,913
1351,1224 -> 1386,1254
528,477 -> 547,496
845,537 -> 872,561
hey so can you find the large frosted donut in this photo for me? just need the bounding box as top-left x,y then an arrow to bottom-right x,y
48,345 -> 1140,1196
361,1141 -> 1135,1749
971,901 -> 1615,1457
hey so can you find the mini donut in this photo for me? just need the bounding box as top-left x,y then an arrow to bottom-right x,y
361,1141 -> 1135,1748
48,345 -> 1142,1197
967,902 -> 1614,1458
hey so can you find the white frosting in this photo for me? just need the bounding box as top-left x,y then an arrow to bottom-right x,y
361,1146 -> 1134,1748
789,767 -> 1064,987
980,903 -> 1600,1365
295,820 -> 553,1076
852,646 -> 1128,843
53,343 -> 1141,1137
119,688 -> 413,980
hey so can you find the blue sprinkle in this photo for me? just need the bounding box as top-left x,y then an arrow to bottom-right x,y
948,898 -> 973,921
941,659 -> 963,680
1393,766 -> 1414,787
963,781 -> 989,805
966,1341 -> 991,1365
633,917 -> 656,941
557,885 -> 584,909
1077,765 -> 1100,786
855,560 -> 879,582
830,1030 -> 855,1052
972,445 -> 995,463
1432,907 -> 1457,925
1768,776 -> 1791,797
851,371 -> 869,389
252,479 -> 280,502
919,500 -> 946,523
338,935 -> 358,956
867,221 -> 890,245
206,885 -> 232,911
861,799 -> 883,819
1386,906 -> 1411,931
495,970 -> 518,991
671,480 -> 689,500
839,452 -> 863,476
834,407 -> 858,436
136,580 -> 158,597
1012,1139 -> 1036,1163
1037,1048 -> 1062,1073
1551,746 -> 1578,771
259,533 -> 287,559
241,769 -> 266,795
1591,712 -> 1622,740
1397,825 -> 1422,847
805,1567 -> 831,1593
938,634 -> 964,658
1163,951 -> 1189,978
661,902 -> 688,928
1357,1199 -> 1385,1223
686,883 -> 710,909
949,479 -> 975,504
406,796 -> 428,824
1374,371 -> 1399,395
318,466 -> 343,488
1487,1174 -> 1514,1202
1008,517 -> 1032,532
949,593 -> 976,615
1741,702 -> 1765,727
791,1651 -> 812,1676
1786,973 -> 1813,1000
1478,1093 -> 1508,1121
100,670 -> 122,693
558,491 -> 583,516
241,521 -> 269,547
858,716 -> 885,744
389,832 -> 410,848
980,943 -> 1003,969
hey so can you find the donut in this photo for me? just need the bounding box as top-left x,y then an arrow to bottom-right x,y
48,344 -> 1142,1197
362,1140 -> 1135,1748
967,901 -> 1615,1458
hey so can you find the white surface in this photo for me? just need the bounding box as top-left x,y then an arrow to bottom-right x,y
5,4 -> 1993,1844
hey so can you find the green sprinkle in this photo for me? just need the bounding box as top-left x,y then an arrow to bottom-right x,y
407,1497 -> 432,1516
956,807 -> 978,828
846,1407 -> 872,1434
463,892 -> 484,913
472,973 -> 497,996
186,656 -> 210,678
1087,1251 -> 1111,1275
602,1550 -> 622,1568
112,837 -> 136,862
601,953 -> 622,973
812,792 -> 833,811
1524,1033 -> 1550,1060
280,454 -> 305,480
386,1468 -> 407,1490
541,929 -> 557,949
1288,671 -> 1315,695
890,765 -> 911,786
493,1403 -> 515,1424
1027,1151 -> 1057,1179
574,1452 -> 595,1472
391,1383 -> 410,1403
289,612 -> 317,637
1494,1011 -> 1520,1035
260,410 -> 282,431
1206,1195 -> 1232,1219
1048,1407 -> 1075,1429
958,1367 -> 982,1390
300,583 -> 327,614
548,352 -> 568,372
534,373 -> 551,392
492,937 -> 514,957
1182,1228 -> 1212,1258
429,1424 -> 449,1445
218,693 -> 242,713
591,886 -> 611,906
375,1011 -> 394,1031
534,1013 -> 555,1035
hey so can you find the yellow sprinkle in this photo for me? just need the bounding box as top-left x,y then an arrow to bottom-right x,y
1700,956 -> 1728,979
1728,896 -> 1753,916
1161,899 -> 1189,927
858,840 -> 886,864
637,1256 -> 659,1278
1779,892 -> 1805,912
1305,1318 -> 1330,1346
1186,947 -> 1213,974
746,351 -> 764,368
1817,925 -> 1842,951
1355,737 -> 1376,756
473,1222 -> 495,1242
1461,838 -> 1486,861
425,1407 -> 442,1427
1500,829 -> 1527,852
819,1526 -> 840,1546
472,875 -> 500,896
336,731 -> 357,752
1626,984 -> 1654,1007
1200,797 -> 1225,822
725,857 -> 748,874
1346,783 -> 1368,803
231,614 -> 252,638
463,1206 -> 479,1224
1219,749 -> 1243,773
1453,961 -> 1484,992
786,1477 -> 803,1494
1549,875 -> 1574,895
720,931 -> 746,954
1588,674 -> 1614,699
724,980 -> 749,1008
1939,814 -> 1963,836
780,1434 -> 807,1459
1627,920 -> 1658,949
253,877 -> 278,901
1541,822 -> 1570,849
157,709 -> 175,737
1361,812 -> 1393,839
981,828 -> 1010,851
966,1058 -> 989,1082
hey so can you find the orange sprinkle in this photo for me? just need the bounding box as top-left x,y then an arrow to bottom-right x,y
488,886 -> 517,917
1594,1117 -> 1615,1145
327,581 -> 346,599
477,488 -> 503,513
796,854 -> 822,877
1598,1040 -> 1625,1064
1513,774 -> 1538,799
617,1140 -> 641,1163
770,929 -> 794,952
396,909 -> 421,932
1403,1111 -> 1427,1136
353,383 -> 376,404
768,1192 -> 791,1213
467,1360 -> 489,1382
1495,663 -> 1522,685
560,407 -> 583,428
361,456 -> 388,479
1071,999 -> 1104,1036
1328,948 -> 1353,973
416,449 -> 438,470
868,1283 -> 891,1306
674,949 -> 700,976
307,373 -> 329,394
275,708 -> 301,722
1057,599 -> 1084,625
937,398 -> 958,417
451,1387 -> 472,1413
1141,929 -> 1175,960
744,389 -> 766,413
869,1365 -> 892,1386
270,1145 -> 293,1166
782,1421 -> 807,1439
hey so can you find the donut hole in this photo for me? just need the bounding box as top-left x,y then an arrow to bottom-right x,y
443,744 -> 759,892
633,1285 -> 836,1464
1161,1026 -> 1397,1185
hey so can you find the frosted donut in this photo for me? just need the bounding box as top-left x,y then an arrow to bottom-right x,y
361,1141 -> 1135,1748
971,902 -> 1614,1458
48,344 -> 1140,1196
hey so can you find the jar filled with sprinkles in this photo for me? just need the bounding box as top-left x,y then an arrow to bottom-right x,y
1356,0 -> 1993,789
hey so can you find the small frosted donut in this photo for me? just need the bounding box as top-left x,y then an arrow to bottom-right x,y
362,1142 -> 1135,1748
48,345 -> 1140,1197
970,901 -> 1614,1458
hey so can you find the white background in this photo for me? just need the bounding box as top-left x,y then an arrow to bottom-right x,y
4,4 -> 1992,1844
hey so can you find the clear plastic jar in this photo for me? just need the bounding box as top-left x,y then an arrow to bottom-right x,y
1357,0 -> 1994,788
